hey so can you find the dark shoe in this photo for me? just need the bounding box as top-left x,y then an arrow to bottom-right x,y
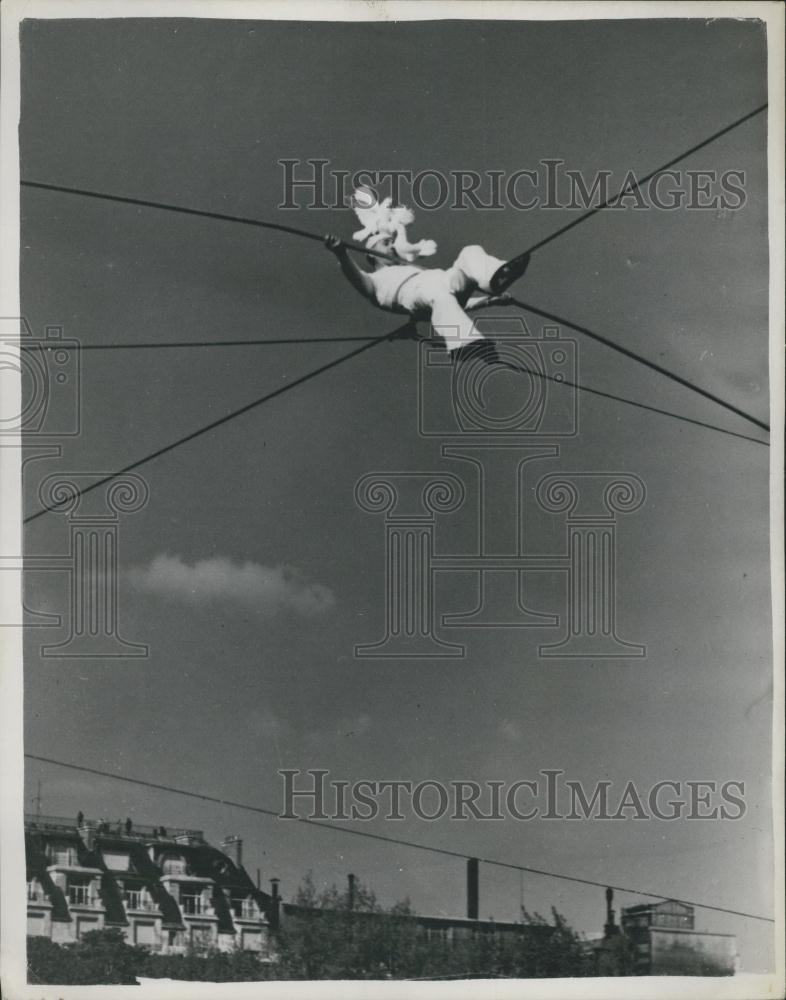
489,251 -> 531,294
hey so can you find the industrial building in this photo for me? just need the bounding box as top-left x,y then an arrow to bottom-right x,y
590,888 -> 738,976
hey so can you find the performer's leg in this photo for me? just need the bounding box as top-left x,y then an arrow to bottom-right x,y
450,245 -> 506,296
452,244 -> 531,296
429,292 -> 486,352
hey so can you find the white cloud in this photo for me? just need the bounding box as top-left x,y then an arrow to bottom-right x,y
127,554 -> 335,617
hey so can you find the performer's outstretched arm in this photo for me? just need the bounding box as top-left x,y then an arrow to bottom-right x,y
325,234 -> 375,301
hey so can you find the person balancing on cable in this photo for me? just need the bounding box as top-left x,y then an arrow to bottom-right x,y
324,187 -> 531,366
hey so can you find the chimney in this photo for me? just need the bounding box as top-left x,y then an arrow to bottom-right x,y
467,858 -> 479,920
347,873 -> 356,911
78,819 -> 96,851
269,877 -> 280,932
221,834 -> 243,868
604,887 -> 619,938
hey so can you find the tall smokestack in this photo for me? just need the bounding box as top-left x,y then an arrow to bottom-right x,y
347,873 -> 356,911
467,858 -> 479,920
269,878 -> 280,932
221,834 -> 243,868
604,886 -> 618,938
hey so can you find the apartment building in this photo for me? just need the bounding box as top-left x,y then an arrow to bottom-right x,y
25,814 -> 271,954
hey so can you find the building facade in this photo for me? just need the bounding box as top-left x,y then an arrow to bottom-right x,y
620,899 -> 738,975
25,814 -> 272,955
588,890 -> 738,976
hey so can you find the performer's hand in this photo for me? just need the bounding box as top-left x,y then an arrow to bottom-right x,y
485,292 -> 514,306
324,234 -> 344,253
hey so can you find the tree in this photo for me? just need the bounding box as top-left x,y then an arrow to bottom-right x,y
28,928 -> 148,985
593,932 -> 639,976
143,942 -> 269,982
269,874 -> 596,980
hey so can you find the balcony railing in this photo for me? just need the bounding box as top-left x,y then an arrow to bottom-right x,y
25,813 -> 82,834
124,895 -> 158,913
25,814 -> 203,842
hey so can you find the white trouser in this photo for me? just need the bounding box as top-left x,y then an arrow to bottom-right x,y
377,245 -> 505,352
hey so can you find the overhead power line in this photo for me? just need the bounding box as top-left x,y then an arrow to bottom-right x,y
519,103 -> 768,256
511,298 -> 769,433
23,323 -> 408,524
24,752 -> 774,925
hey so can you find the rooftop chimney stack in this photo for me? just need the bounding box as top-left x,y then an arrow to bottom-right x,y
269,877 -> 280,932
221,834 -> 243,868
467,857 -> 479,920
78,817 -> 95,851
604,886 -> 619,938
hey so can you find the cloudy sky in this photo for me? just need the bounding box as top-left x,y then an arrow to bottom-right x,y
19,14 -> 773,971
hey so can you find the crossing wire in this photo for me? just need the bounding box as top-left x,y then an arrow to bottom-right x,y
19,100 -> 770,523
501,352 -> 768,447
22,321 -> 767,526
518,103 -> 768,256
21,179 -> 395,261
510,298 -> 769,433
24,751 -> 775,925
22,323 -> 767,526
23,323 -> 409,524
20,102 -> 770,435
23,334 -> 381,350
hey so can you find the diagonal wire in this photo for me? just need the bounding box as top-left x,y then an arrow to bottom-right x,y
22,322 -> 766,446
20,179 -> 396,261
519,103 -> 768,256
511,297 -> 769,433
504,356 -> 768,447
17,296 -> 497,353
21,103 -> 769,436
24,752 -> 775,924
23,323 -> 410,524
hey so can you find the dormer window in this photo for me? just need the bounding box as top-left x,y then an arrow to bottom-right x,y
103,851 -> 131,872
230,894 -> 258,920
49,843 -> 76,867
161,854 -> 187,876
